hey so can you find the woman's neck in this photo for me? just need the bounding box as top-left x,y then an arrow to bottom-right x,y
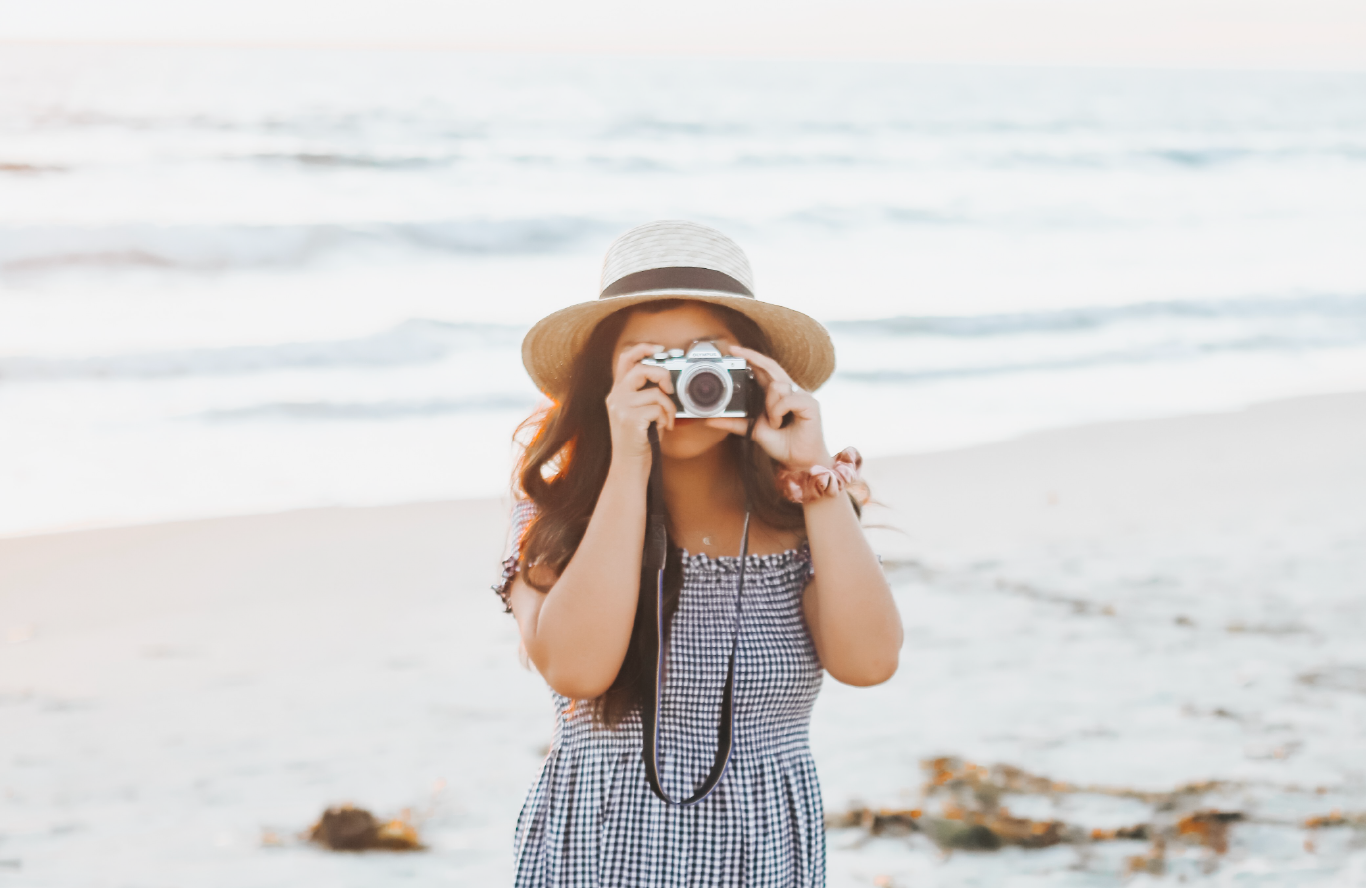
660,441 -> 797,556
660,443 -> 744,522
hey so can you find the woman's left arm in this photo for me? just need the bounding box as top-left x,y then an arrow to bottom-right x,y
800,486 -> 902,686
708,345 -> 902,687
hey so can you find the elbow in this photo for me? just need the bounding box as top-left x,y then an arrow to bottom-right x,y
826,616 -> 903,687
842,660 -> 900,688
540,665 -> 615,701
830,647 -> 900,687
524,634 -> 629,701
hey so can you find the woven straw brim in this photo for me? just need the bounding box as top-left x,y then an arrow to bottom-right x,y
521,288 -> 835,401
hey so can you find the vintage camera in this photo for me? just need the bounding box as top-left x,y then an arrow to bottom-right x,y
642,341 -> 753,418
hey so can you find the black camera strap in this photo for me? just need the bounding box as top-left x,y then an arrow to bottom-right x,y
640,422 -> 750,807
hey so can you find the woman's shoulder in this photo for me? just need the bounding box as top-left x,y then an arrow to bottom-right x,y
509,497 -> 537,540
492,497 -> 539,613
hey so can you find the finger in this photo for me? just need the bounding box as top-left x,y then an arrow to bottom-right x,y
608,387 -> 677,431
765,384 -> 805,426
729,345 -> 795,388
628,389 -> 678,429
708,412 -> 782,453
613,343 -> 664,384
632,388 -> 678,417
744,414 -> 787,461
643,402 -> 673,433
621,361 -> 674,394
624,401 -> 673,434
765,382 -> 787,425
767,391 -> 817,429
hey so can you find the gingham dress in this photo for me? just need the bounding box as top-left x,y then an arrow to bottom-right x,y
494,499 -> 826,888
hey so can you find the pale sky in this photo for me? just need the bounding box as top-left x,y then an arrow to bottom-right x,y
2,0 -> 1364,68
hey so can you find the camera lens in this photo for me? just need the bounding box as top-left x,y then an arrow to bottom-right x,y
686,369 -> 725,410
677,360 -> 734,417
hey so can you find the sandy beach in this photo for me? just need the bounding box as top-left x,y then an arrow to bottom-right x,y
3,391 -> 1365,885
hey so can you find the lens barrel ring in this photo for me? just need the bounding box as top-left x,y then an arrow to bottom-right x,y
675,362 -> 734,417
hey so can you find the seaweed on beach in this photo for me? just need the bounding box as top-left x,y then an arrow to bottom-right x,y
264,781 -> 445,851
827,755 -> 1251,863
305,805 -> 425,851
1116,811 -> 1243,876
920,756 -> 1240,810
1304,810 -> 1366,829
1175,810 -> 1244,854
825,807 -> 923,836
826,758 -> 1075,851
1300,810 -> 1366,856
917,758 -> 1072,849
1124,835 -> 1167,876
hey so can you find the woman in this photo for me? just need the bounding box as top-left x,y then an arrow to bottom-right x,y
495,221 -> 902,887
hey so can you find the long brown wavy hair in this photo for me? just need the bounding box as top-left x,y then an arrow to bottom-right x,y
513,300 -> 806,726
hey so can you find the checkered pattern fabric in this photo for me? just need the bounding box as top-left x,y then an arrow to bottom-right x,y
494,500 -> 826,887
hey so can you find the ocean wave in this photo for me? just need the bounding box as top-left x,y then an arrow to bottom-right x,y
783,206 -> 967,228
0,319 -> 525,381
198,395 -> 537,421
0,217 -> 611,273
826,294 -> 1366,382
827,294 -> 1366,339
5,294 -> 1364,389
249,152 -> 451,169
838,336 -> 1357,385
247,143 -> 1366,174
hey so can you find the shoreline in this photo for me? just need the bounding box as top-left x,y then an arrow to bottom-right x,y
4,387 -> 1361,545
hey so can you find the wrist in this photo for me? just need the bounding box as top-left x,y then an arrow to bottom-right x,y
606,448 -> 652,486
781,451 -> 832,472
799,489 -> 850,512
774,447 -> 865,505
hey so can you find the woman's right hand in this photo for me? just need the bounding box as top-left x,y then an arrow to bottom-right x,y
606,343 -> 677,463
513,342 -> 672,699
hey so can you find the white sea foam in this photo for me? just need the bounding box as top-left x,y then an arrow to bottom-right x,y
0,218 -> 610,272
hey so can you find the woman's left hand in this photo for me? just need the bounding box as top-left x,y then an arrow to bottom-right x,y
704,345 -> 831,470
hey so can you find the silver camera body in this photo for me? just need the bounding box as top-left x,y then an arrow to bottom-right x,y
642,341 -> 753,418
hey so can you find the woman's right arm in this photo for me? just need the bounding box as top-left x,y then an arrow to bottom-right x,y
507,342 -> 676,700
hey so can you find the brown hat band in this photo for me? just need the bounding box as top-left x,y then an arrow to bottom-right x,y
599,266 -> 754,300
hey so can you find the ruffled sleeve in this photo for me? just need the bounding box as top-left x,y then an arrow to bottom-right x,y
492,498 -> 537,613
796,540 -> 816,581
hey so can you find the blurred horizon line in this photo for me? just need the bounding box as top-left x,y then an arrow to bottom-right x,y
4,37 -> 1366,75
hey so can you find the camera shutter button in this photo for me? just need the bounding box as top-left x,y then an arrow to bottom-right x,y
652,352 -> 669,360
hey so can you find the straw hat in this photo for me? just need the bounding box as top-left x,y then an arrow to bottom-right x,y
522,221 -> 835,400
